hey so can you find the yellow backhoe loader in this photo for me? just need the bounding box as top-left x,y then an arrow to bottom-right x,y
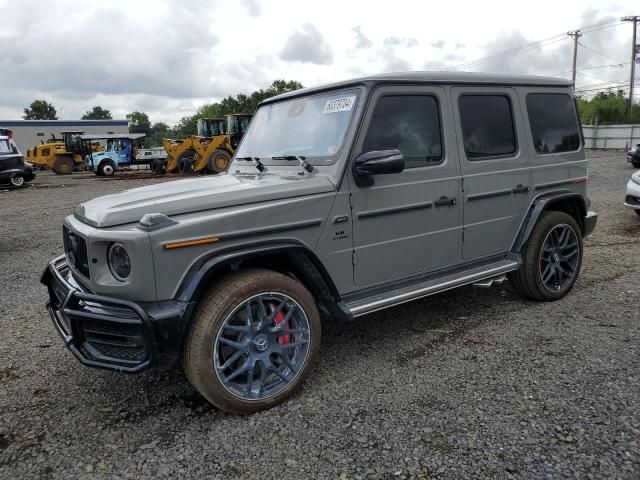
162,113 -> 252,175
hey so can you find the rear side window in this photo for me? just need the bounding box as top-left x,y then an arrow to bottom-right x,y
459,95 -> 517,160
526,93 -> 580,154
362,95 -> 443,168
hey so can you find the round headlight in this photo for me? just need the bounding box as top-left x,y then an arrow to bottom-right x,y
107,243 -> 131,281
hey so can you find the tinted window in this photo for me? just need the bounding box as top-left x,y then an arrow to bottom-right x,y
363,95 -> 443,168
526,93 -> 580,154
459,95 -> 516,159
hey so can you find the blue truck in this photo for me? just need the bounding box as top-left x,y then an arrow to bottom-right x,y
82,133 -> 165,176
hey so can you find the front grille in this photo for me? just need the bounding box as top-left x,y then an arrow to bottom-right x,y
63,226 -> 90,278
80,319 -> 147,362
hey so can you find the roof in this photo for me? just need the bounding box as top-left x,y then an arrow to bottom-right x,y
262,71 -> 573,104
0,119 -> 128,127
79,133 -> 145,140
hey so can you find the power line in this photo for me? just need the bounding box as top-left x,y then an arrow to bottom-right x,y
447,18 -> 627,72
576,41 -> 627,63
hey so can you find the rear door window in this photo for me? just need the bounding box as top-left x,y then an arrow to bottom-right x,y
458,95 -> 517,160
0,140 -> 12,154
526,93 -> 580,154
362,95 -> 443,168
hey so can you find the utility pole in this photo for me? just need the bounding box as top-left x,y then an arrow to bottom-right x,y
567,30 -> 582,84
622,16 -> 639,115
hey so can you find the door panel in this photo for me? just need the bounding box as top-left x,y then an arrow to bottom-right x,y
349,86 -> 463,287
451,87 -> 532,260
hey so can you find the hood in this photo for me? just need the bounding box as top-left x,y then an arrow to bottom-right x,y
75,172 -> 336,227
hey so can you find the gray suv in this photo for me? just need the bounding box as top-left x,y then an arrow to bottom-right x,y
42,72 -> 597,413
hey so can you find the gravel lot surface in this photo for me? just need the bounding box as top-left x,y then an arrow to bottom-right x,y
1,153 -> 639,479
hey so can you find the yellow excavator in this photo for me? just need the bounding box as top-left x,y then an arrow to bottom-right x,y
26,131 -> 102,175
162,113 -> 252,175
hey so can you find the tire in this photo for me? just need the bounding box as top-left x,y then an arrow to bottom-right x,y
9,175 -> 24,187
177,150 -> 195,175
633,161 -> 640,169
52,155 -> 74,175
152,159 -> 166,175
98,160 -> 116,177
509,211 -> 583,301
183,268 -> 321,414
634,210 -> 640,217
206,149 -> 232,174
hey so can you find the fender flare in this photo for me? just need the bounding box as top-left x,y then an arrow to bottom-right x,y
174,240 -> 349,319
512,191 -> 587,253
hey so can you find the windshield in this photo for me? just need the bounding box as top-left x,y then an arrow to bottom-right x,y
235,89 -> 359,164
0,139 -> 13,155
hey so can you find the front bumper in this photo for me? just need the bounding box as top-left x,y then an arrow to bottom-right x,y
41,256 -> 189,373
624,179 -> 640,211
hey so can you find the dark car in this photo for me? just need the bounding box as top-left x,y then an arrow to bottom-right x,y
627,143 -> 640,168
0,129 -> 36,187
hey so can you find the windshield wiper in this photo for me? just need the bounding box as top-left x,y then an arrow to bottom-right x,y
236,156 -> 265,172
271,155 -> 313,173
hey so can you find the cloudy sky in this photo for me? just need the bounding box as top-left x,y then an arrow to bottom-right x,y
0,0 -> 637,125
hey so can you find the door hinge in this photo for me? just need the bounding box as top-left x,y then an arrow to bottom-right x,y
352,250 -> 356,265
461,177 -> 465,192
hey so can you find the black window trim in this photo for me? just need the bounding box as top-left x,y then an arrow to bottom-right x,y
457,92 -> 519,162
525,92 -> 582,157
362,92 -> 446,169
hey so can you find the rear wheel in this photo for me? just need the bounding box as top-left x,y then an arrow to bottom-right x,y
52,155 -> 74,175
98,160 -> 116,177
10,175 -> 24,187
183,269 -> 321,414
206,149 -> 232,174
152,159 -> 165,175
509,211 -> 583,301
177,150 -> 195,175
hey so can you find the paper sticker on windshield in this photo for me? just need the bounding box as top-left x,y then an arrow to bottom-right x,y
322,96 -> 356,114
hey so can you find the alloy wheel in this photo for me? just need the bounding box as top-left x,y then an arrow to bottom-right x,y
213,293 -> 311,401
539,224 -> 580,292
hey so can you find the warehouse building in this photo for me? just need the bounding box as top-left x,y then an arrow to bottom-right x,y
0,119 -> 128,154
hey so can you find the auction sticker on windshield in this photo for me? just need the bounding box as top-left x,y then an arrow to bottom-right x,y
322,96 -> 356,114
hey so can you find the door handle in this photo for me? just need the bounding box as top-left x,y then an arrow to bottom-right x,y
435,196 -> 456,207
512,184 -> 530,194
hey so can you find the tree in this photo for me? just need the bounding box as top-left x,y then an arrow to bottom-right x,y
172,79 -> 304,137
148,122 -> 174,148
126,111 -> 151,135
576,91 -> 640,124
82,106 -> 112,120
23,100 -> 58,120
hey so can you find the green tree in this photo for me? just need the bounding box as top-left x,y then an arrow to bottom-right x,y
81,106 -> 112,120
148,122 -> 174,147
172,79 -> 304,138
23,99 -> 58,120
126,111 -> 151,135
576,91 -> 640,124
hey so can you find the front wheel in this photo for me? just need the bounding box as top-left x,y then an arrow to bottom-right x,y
10,175 -> 25,187
183,269 -> 321,414
206,149 -> 231,174
509,211 -> 583,301
98,160 -> 116,177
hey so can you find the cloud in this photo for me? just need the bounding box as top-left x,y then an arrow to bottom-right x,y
383,37 -> 418,48
431,39 -> 445,49
241,0 -> 261,17
280,23 -> 333,65
352,26 -> 373,49
454,42 -> 466,50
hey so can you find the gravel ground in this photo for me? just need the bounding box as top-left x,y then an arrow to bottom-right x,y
0,153 -> 639,479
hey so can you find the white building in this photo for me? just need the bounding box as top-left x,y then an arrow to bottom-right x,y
0,119 -> 128,154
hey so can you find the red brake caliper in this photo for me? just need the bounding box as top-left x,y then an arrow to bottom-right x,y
271,305 -> 291,345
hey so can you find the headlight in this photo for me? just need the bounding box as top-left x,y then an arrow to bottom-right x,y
632,174 -> 640,186
107,243 -> 131,281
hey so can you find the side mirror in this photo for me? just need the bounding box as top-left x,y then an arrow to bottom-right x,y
352,149 -> 404,186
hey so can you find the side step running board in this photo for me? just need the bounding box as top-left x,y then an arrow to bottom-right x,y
346,259 -> 519,318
